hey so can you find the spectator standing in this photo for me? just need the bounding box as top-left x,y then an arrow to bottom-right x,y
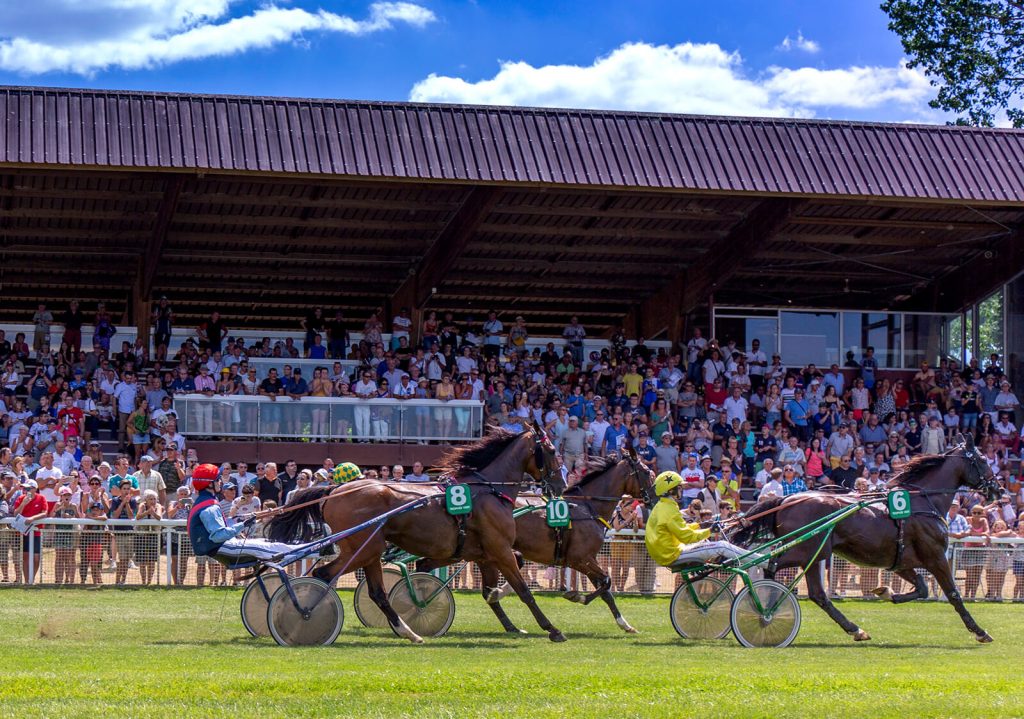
391,307 -> 412,350
132,455 -> 166,507
60,301 -> 85,358
151,296 -> 173,362
482,311 -> 503,359
301,307 -> 324,355
562,316 -> 586,367
197,312 -> 228,354
257,462 -> 283,505
108,479 -> 138,585
31,303 -> 53,358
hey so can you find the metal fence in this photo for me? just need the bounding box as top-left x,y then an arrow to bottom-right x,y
173,395 -> 485,442
3,520 -> 1022,602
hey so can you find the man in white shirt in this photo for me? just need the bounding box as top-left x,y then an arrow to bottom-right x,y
754,457 -> 776,489
482,311 -> 503,359
589,410 -> 610,456
758,467 -> 785,500
746,339 -> 767,392
686,328 -> 707,382
35,451 -> 64,505
353,370 -> 377,441
425,347 -> 446,381
113,371 -> 140,451
468,369 -> 485,400
391,307 -> 412,350
404,461 -> 431,483
723,386 -> 749,425
229,462 -> 257,487
455,346 -> 477,376
393,373 -> 416,399
52,440 -> 78,476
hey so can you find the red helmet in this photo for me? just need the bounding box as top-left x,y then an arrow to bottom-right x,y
191,463 -> 220,492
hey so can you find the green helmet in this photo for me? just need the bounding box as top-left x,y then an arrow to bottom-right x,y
654,471 -> 683,497
332,462 -> 362,484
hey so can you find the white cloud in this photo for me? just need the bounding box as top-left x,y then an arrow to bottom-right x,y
777,31 -> 820,54
410,41 -> 933,119
0,1 -> 436,75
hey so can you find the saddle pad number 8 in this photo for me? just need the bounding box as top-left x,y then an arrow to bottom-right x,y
887,489 -> 911,520
445,484 -> 473,515
546,498 -> 570,528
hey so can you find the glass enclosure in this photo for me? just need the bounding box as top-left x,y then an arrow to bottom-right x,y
780,311 -> 840,367
841,312 -> 901,368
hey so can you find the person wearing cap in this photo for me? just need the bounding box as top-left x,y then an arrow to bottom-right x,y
132,454 -> 166,506
314,468 -> 334,486
13,478 -> 48,582
109,479 -> 138,584
634,432 -> 656,464
187,463 -> 296,563
921,414 -> 948,455
758,467 -> 785,500
49,485 -> 81,584
558,415 -> 587,472
785,387 -> 811,443
654,431 -> 682,478
645,471 -> 764,577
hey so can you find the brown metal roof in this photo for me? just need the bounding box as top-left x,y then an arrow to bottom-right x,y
2,86 -> 1023,203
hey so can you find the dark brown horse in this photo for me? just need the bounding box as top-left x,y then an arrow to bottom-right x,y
480,451 -> 656,634
733,434 -> 1000,643
266,427 -> 565,643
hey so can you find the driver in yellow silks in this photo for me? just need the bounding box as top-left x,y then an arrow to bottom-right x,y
645,471 -> 763,579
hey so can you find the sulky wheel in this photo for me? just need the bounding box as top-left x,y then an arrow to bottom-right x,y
670,577 -> 734,640
353,567 -> 402,628
730,579 -> 802,648
267,577 -> 345,647
241,572 -> 284,638
387,572 -> 456,638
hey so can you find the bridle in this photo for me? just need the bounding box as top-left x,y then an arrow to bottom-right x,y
625,454 -> 656,508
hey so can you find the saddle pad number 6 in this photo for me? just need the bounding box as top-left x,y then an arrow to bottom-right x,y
445,484 -> 473,515
887,489 -> 911,520
546,498 -> 570,528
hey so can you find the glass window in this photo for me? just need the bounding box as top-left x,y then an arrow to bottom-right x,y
945,315 -> 963,369
1005,274 -> 1024,397
903,314 -> 961,368
841,312 -> 901,368
713,316 -> 778,360
977,288 -> 1005,367
965,309 -> 976,365
780,311 -> 839,367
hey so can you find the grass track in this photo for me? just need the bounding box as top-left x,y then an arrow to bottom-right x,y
0,588 -> 1020,718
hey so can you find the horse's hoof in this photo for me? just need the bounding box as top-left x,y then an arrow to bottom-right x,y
548,630 -> 568,643
871,586 -> 893,602
624,625 -> 639,635
976,632 -> 994,644
505,627 -> 528,635
616,616 -> 637,634
852,629 -> 871,642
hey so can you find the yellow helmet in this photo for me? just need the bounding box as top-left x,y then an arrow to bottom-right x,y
654,471 -> 683,497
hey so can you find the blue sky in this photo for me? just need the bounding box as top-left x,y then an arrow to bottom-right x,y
0,1 -> 947,123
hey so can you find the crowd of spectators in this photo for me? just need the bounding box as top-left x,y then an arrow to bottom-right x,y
1,300 -> 1024,594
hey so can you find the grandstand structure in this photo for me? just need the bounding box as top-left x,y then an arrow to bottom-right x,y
0,85 -> 1022,464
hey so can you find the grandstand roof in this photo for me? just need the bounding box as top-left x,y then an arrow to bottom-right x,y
0,85 -> 1021,337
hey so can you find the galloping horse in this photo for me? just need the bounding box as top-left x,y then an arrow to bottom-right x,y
478,451 -> 656,634
733,434 -> 1000,643
266,427 -> 566,643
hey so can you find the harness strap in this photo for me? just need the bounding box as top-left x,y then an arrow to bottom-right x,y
452,513 -> 468,559
890,518 -> 906,571
553,526 -> 566,566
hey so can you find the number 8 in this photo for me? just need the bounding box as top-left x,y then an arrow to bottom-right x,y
450,485 -> 468,507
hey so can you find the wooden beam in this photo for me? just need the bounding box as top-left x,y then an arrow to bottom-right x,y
789,215 -> 1000,232
898,228 -> 1021,312
489,203 -> 743,223
391,186 -> 502,312
637,199 -> 800,343
477,223 -> 726,242
776,233 -> 963,248
173,214 -> 442,232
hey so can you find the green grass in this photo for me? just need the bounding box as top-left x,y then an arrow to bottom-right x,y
0,587 -> 1020,718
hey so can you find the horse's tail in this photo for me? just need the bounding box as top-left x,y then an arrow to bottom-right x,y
731,496 -> 785,547
265,486 -> 334,543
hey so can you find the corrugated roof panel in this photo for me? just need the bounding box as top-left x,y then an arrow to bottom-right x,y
1,87 -> 1022,202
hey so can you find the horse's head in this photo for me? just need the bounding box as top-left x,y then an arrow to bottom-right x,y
526,422 -> 562,495
624,445 -> 656,508
953,432 -> 1000,501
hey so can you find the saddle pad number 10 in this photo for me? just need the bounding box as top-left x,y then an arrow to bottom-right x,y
887,489 -> 911,520
445,484 -> 473,515
546,499 -> 570,528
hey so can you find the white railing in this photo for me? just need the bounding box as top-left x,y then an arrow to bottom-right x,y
5,519 -> 1021,600
173,394 -> 485,442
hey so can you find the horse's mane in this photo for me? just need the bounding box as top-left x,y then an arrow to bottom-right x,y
437,428 -> 526,472
891,453 -> 949,486
566,456 -> 618,491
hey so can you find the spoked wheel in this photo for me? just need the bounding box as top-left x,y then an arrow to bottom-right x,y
730,579 -> 801,648
387,572 -> 456,638
267,577 -> 345,647
353,567 -> 402,628
240,573 -> 283,638
670,577 -> 734,639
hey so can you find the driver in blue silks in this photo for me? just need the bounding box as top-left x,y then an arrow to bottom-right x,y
187,463 -> 295,563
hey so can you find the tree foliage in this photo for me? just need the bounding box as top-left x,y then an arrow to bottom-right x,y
881,0 -> 1024,126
